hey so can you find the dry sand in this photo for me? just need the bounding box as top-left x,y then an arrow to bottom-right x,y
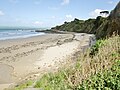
0,33 -> 95,90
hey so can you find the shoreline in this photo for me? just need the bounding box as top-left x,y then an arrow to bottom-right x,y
0,29 -> 45,41
0,33 -> 95,90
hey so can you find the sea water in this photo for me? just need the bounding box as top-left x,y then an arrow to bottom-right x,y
0,29 -> 45,40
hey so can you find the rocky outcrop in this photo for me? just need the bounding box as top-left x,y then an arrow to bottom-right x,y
108,1 -> 120,35
109,1 -> 120,19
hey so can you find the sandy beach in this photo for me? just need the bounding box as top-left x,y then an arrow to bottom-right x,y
0,33 -> 95,90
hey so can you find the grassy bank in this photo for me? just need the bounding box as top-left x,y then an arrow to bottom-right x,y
11,35 -> 120,90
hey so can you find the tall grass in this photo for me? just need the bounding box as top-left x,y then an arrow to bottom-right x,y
34,35 -> 120,90
76,59 -> 120,90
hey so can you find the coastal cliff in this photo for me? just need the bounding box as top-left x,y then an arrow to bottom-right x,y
51,1 -> 120,39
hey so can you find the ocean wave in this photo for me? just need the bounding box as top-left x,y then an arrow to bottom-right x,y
0,30 -> 45,40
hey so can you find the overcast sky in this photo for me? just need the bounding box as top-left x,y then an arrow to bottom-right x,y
0,0 -> 119,27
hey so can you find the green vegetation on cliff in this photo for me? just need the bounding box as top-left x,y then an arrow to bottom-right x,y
51,2 -> 120,39
51,18 -> 85,32
52,17 -> 106,34
51,16 -> 108,39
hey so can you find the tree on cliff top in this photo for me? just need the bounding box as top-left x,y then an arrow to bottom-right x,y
100,11 -> 109,17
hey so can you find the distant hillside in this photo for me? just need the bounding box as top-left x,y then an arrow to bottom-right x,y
51,1 -> 120,39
